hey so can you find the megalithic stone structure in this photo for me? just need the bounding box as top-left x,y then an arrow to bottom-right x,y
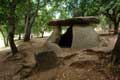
48,16 -> 100,49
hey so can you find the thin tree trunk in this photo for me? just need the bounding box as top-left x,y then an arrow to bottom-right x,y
24,0 -> 32,41
24,0 -> 40,41
6,35 -> 9,46
18,33 -> 21,40
7,1 -> 18,55
111,33 -> 120,65
24,15 -> 31,41
41,31 -> 44,38
0,29 -> 8,47
113,21 -> 119,34
108,21 -> 112,34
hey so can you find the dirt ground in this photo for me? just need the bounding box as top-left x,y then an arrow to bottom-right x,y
0,35 -> 119,80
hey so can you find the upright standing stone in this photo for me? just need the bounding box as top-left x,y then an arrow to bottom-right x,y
72,25 -> 100,49
48,26 -> 61,44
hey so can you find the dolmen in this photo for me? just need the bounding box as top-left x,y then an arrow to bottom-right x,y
48,16 -> 100,49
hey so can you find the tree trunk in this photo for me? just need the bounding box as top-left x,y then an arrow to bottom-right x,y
108,21 -> 112,34
113,21 -> 119,34
24,0 -> 40,41
24,14 -> 37,41
4,35 -> 9,47
7,1 -> 18,55
111,33 -> 120,65
24,14 -> 31,41
18,33 -> 21,40
0,29 -> 8,47
41,31 -> 44,38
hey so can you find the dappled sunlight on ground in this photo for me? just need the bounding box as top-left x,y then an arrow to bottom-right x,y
0,40 -> 10,54
0,40 -> 23,54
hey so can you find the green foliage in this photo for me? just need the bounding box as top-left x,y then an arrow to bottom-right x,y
65,0 -> 100,16
98,0 -> 120,34
32,7 -> 52,36
0,0 -> 119,39
31,0 -> 70,37
99,15 -> 109,30
99,0 -> 120,22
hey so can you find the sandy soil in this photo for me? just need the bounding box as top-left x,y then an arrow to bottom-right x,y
0,36 -> 119,80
